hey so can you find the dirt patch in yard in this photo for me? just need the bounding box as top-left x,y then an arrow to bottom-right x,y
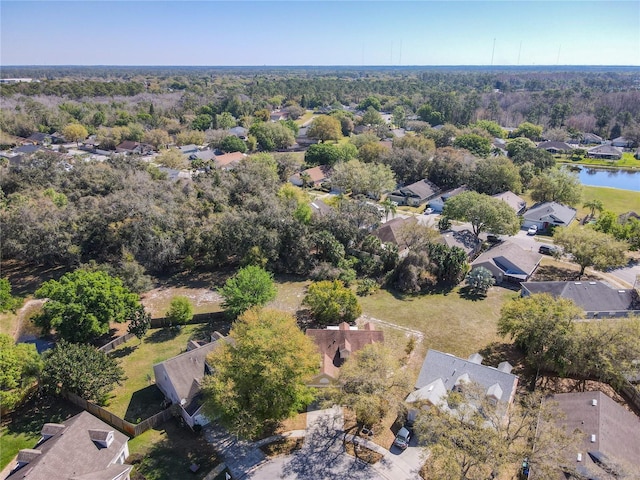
344,442 -> 384,464
141,287 -> 223,318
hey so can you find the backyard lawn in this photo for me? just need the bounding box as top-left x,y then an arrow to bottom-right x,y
106,324 -> 212,421
128,418 -> 220,480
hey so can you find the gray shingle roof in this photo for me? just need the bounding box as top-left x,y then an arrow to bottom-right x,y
520,281 -> 640,314
492,191 -> 527,214
7,411 -> 131,480
392,179 -> 440,201
472,241 -> 542,277
413,349 -> 518,406
523,202 -> 577,226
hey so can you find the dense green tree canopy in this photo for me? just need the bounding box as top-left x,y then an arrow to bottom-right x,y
0,334 -> 42,412
530,168 -> 583,206
165,296 -> 193,326
470,157 -> 523,194
553,226 -> 627,276
202,308 -> 318,439
41,340 -> 125,404
443,191 -> 520,238
219,265 -> 277,318
307,115 -> 342,142
35,269 -> 140,343
453,133 -> 492,158
303,280 -> 362,325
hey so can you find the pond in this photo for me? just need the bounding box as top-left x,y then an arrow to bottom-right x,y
576,166 -> 640,192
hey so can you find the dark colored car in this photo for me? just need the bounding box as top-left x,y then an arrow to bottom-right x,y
487,234 -> 501,244
538,245 -> 559,255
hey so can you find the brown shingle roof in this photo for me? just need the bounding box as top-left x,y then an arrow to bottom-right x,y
306,322 -> 384,380
214,151 -> 245,168
549,391 -> 640,478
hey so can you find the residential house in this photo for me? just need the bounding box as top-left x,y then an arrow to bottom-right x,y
407,349 -> 518,413
491,137 -> 508,156
289,165 -> 332,187
579,132 -> 603,145
295,126 -> 318,147
228,126 -> 247,139
310,199 -> 332,217
6,411 -> 132,480
536,141 -> 574,154
115,141 -> 152,155
305,322 -> 384,387
213,151 -> 246,170
471,241 -> 542,283
270,111 -> 288,122
428,186 -> 468,213
179,144 -> 200,156
493,191 -> 527,215
189,149 -> 217,162
520,281 -> 640,318
372,217 -> 416,256
587,144 -> 623,160
547,391 -> 640,479
522,202 -> 577,231
12,144 -> 42,155
611,136 -> 633,148
25,132 -> 54,145
391,128 -> 406,138
387,179 -> 440,207
436,229 -> 482,259
153,332 -> 230,428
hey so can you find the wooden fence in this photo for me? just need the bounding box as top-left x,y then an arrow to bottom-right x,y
618,381 -> 640,414
149,311 -> 227,329
98,332 -> 136,353
62,391 -> 173,437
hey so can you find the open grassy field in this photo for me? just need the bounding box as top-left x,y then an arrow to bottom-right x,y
557,152 -> 640,170
106,324 -> 210,420
521,185 -> 640,218
358,286 -> 517,359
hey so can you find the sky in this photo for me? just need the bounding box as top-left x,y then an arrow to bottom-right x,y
1,1 -> 639,66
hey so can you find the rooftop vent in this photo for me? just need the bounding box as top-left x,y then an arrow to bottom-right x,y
589,282 -> 597,285
592,399 -> 598,406
577,453 -> 583,462
591,434 -> 596,443
618,290 -> 626,293
575,282 -> 582,285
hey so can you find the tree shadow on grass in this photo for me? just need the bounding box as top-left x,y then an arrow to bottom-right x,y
2,392 -> 82,438
458,285 -> 488,301
108,344 -> 138,359
145,328 -> 180,344
129,418 -> 219,480
123,385 -> 165,423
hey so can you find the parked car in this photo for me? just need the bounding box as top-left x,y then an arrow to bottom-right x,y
486,234 -> 501,244
424,207 -> 433,215
393,427 -> 411,450
527,225 -> 538,235
404,409 -> 418,432
538,244 -> 559,256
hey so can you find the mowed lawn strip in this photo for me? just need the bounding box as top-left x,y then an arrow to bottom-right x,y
358,286 -> 516,358
579,185 -> 640,217
106,324 -> 202,420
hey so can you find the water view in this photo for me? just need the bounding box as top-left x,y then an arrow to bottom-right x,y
577,167 -> 640,192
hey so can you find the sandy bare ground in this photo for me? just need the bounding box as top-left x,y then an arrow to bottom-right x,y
140,287 -> 223,318
2,299 -> 46,340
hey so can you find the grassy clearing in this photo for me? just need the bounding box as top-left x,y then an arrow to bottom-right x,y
141,287 -> 223,318
295,111 -> 315,126
106,324 -> 209,420
579,186 -> 640,217
269,275 -> 311,313
0,395 -> 82,471
358,286 -> 517,359
557,152 -> 640,170
128,418 -> 219,480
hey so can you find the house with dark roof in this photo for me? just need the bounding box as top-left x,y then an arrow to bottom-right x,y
437,229 -> 482,258
547,391 -> 640,479
25,132 -> 56,145
12,144 -> 42,155
115,141 -> 153,155
471,241 -> 542,283
387,179 -> 440,207
372,217 -> 416,255
522,202 -> 577,231
305,322 -> 383,387
153,332 -> 230,428
7,411 -> 132,480
537,141 -> 574,154
289,165 -> 332,187
189,149 -> 217,162
310,199 -> 332,217
228,126 -> 247,139
407,350 -> 518,413
520,281 -> 640,318
428,186 -> 467,213
587,144 -> 623,160
493,191 -> 527,215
